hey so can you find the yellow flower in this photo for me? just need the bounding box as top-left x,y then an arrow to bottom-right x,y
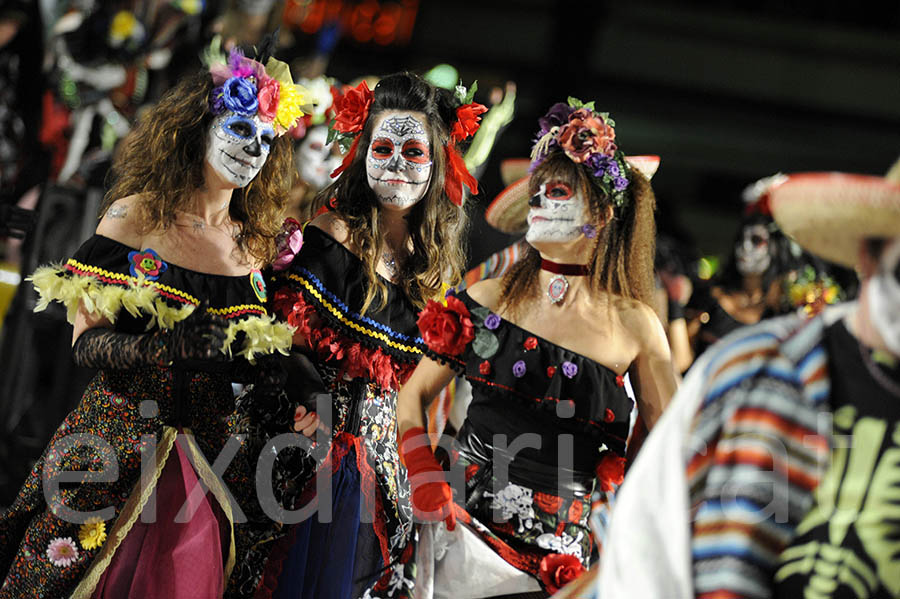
274,83 -> 309,132
78,517 -> 107,550
109,11 -> 138,44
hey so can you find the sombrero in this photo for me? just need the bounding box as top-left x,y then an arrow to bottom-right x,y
768,166 -> 900,268
485,155 -> 661,234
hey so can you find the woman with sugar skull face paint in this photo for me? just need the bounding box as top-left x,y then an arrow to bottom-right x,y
686,181 -> 803,360
0,42 -> 307,599
395,100 -> 678,596
232,73 -> 478,599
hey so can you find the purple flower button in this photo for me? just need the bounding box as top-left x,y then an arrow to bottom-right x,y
512,360 -> 527,378
484,313 -> 501,330
561,361 -> 578,378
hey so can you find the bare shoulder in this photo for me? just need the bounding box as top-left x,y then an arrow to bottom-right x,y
309,211 -> 352,248
466,278 -> 504,311
95,194 -> 146,248
615,296 -> 667,348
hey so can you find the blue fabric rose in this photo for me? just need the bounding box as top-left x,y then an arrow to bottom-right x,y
222,76 -> 259,117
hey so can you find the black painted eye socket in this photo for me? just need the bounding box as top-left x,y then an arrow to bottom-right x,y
750,234 -> 768,247
230,121 -> 253,137
260,133 -> 273,146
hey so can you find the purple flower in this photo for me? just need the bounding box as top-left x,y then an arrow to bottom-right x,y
512,360 -> 527,378
607,161 -> 620,176
613,176 -> 629,191
484,313 -> 501,330
537,102 -> 573,137
586,153 -> 612,178
208,87 -> 226,114
222,76 -> 258,117
561,361 -> 578,378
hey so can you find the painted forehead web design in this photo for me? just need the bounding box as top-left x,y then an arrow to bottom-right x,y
376,115 -> 428,139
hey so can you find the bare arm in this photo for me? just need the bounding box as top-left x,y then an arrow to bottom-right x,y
396,356 -> 457,440
628,304 -> 678,430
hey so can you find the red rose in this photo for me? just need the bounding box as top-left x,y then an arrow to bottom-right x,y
417,296 -> 475,356
539,553 -> 585,593
596,452 -> 626,492
479,360 -> 491,375
567,499 -> 584,523
604,408 -> 615,423
257,77 -> 280,123
534,491 -> 563,515
615,374 -> 625,387
546,366 -> 557,378
557,110 -> 617,164
524,336 -> 538,351
332,81 -> 373,134
450,102 -> 488,142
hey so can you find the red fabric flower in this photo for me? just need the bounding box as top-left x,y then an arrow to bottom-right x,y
257,77 -> 280,122
596,452 -> 626,493
539,553 -> 585,593
557,109 -> 617,164
615,374 -> 625,387
534,491 -> 563,515
417,296 -> 475,356
604,408 -> 615,423
524,336 -> 538,351
443,143 -> 478,207
450,102 -> 488,142
478,360 -> 491,375
567,499 -> 584,523
546,366 -> 557,378
332,80 -> 373,134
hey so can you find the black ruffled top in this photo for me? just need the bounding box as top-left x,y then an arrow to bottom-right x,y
30,234 -> 293,361
425,290 -> 634,472
269,225 -> 424,390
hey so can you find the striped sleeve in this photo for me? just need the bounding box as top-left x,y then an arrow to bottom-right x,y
686,327 -> 830,599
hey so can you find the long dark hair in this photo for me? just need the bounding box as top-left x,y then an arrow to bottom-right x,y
715,211 -> 798,293
314,72 -> 469,312
103,70 -> 293,265
500,151 -> 657,315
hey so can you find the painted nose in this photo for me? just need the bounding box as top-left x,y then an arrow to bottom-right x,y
385,154 -> 403,172
528,192 -> 542,208
244,138 -> 262,157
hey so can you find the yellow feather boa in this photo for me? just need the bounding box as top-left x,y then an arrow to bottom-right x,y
29,264 -> 293,362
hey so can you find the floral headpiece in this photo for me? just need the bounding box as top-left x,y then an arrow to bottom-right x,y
326,78 -> 486,207
530,98 -> 631,208
203,38 -> 309,134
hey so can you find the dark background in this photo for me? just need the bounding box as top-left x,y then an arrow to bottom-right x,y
293,0 -> 900,265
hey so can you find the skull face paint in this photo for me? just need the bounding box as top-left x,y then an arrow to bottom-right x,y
366,111 -> 432,209
525,181 -> 588,244
206,111 -> 274,188
295,125 -> 343,190
867,239 -> 900,356
735,224 -> 771,276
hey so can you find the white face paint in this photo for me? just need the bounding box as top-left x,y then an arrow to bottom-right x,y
735,224 -> 771,276
295,125 -> 343,190
525,181 -> 588,244
867,239 -> 900,356
205,111 -> 274,188
366,111 -> 433,209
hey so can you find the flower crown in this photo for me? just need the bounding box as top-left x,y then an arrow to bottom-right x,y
203,39 -> 309,134
325,78 -> 486,207
530,98 -> 631,208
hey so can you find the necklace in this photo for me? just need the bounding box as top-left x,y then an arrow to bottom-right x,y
540,259 -> 589,304
382,248 -> 399,280
859,341 -> 900,399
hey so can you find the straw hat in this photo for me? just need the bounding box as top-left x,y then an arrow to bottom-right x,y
485,155 -> 660,234
768,164 -> 900,268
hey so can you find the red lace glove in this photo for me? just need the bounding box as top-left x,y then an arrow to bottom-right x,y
400,427 -> 456,530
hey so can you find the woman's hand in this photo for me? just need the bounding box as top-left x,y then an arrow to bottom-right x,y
292,404 -> 321,437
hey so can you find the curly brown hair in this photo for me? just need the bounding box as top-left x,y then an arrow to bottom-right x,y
102,70 -> 293,265
313,72 -> 469,312
500,151 -> 657,314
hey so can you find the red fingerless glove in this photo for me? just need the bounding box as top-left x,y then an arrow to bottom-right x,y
400,427 -> 456,530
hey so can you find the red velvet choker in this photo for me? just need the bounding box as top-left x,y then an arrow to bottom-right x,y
540,259 -> 590,276
540,259 -> 589,303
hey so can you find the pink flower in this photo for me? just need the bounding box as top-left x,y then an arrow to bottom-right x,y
257,77 -> 280,123
46,537 -> 79,567
273,228 -> 303,271
557,110 -> 617,163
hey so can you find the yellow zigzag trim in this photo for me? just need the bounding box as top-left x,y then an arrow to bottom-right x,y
66,258 -> 200,304
288,273 -> 422,355
29,264 -> 294,362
